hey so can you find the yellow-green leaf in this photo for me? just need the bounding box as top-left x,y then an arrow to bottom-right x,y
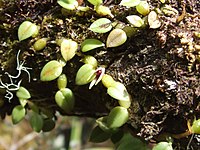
106,29 -> 127,48
55,88 -> 75,112
57,0 -> 78,10
81,39 -> 105,52
126,15 -> 144,27
61,39 -> 78,62
16,86 -> 31,100
89,18 -> 112,33
40,60 -> 63,81
120,0 -> 141,7
12,105 -> 26,124
75,64 -> 96,85
18,21 -> 38,41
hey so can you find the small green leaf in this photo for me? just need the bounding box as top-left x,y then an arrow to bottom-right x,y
16,86 -> 31,100
82,55 -> 98,68
57,0 -> 78,10
87,0 -> 102,6
89,18 -> 112,33
191,119 -> 200,134
55,88 -> 75,112
33,38 -> 48,51
40,60 -> 63,81
12,105 -> 26,124
152,142 -> 173,150
96,117 -> 111,132
107,82 -> 130,101
27,101 -> 39,113
42,118 -> 56,132
136,1 -> 150,16
116,133 -> 147,150
19,99 -> 27,107
120,0 -> 141,7
106,29 -> 127,48
30,112 -> 44,132
107,106 -> 129,128
126,15 -> 144,27
57,74 -> 68,90
18,21 -> 38,41
61,39 -> 78,61
81,39 -> 105,52
89,126 -> 111,143
95,5 -> 114,18
75,64 -> 96,85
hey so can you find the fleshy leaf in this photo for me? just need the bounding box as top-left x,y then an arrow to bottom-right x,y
126,15 -> 144,27
75,64 -> 96,85
89,18 -> 112,33
12,105 -> 26,124
19,99 -> 28,107
106,29 -> 127,48
61,39 -> 78,62
30,112 -> 44,132
40,60 -> 63,81
87,0 -> 102,6
107,106 -> 129,128
116,133 -> 147,150
18,21 -> 38,41
55,88 -> 75,112
120,0 -> 141,7
89,126 -> 111,143
42,118 -> 56,132
81,39 -> 105,52
57,74 -> 68,90
107,82 -> 130,101
57,0 -> 78,10
16,86 -> 31,100
152,142 -> 173,150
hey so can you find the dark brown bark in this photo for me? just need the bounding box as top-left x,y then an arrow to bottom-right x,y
0,0 -> 200,149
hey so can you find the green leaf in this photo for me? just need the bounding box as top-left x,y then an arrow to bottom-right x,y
30,112 -> 44,132
107,82 -> 130,101
12,105 -> 26,124
89,18 -> 112,33
89,126 -> 111,143
126,15 -> 144,27
191,119 -> 200,134
19,99 -> 27,107
40,60 -> 63,81
152,142 -> 173,150
107,106 -> 129,128
55,88 -> 75,112
120,0 -> 141,7
18,21 -> 38,41
81,39 -> 105,52
57,74 -> 68,90
75,64 -> 96,85
87,0 -> 102,6
116,133 -> 147,150
42,118 -> 56,132
61,39 -> 78,61
16,86 -> 31,100
57,0 -> 78,10
27,101 -> 39,113
106,29 -> 127,48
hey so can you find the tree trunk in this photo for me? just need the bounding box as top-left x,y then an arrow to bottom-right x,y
0,0 -> 199,149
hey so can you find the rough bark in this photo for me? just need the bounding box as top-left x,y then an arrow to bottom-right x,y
0,0 -> 200,149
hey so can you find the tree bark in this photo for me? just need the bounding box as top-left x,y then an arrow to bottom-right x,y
0,0 -> 200,149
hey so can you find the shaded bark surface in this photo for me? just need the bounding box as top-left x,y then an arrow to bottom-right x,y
0,0 -> 200,149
